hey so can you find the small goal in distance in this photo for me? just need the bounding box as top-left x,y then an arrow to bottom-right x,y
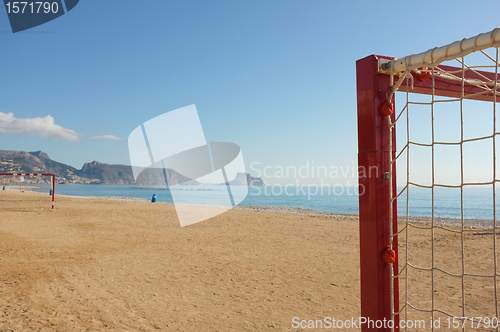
357,28 -> 500,331
0,173 -> 55,210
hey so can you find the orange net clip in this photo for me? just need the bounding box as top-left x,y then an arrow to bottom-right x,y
414,67 -> 432,81
382,245 -> 396,264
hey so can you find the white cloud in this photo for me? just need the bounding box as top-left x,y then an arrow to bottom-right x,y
90,135 -> 122,141
0,112 -> 82,141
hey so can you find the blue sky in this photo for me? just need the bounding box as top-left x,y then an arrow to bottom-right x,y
1,0 -> 499,185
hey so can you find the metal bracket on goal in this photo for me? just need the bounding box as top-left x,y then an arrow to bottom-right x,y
378,58 -> 404,76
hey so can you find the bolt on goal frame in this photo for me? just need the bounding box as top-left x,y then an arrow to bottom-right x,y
0,173 -> 55,210
357,28 -> 499,331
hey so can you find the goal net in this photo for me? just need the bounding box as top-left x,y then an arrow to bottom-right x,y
0,173 -> 55,211
357,28 -> 500,332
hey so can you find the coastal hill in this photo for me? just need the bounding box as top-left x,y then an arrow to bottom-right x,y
0,150 -> 264,186
228,171 -> 265,186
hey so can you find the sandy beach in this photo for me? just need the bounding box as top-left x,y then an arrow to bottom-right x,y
1,190 -> 498,331
1,191 -> 361,331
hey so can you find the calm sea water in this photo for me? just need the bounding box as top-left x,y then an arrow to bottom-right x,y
27,184 -> 500,220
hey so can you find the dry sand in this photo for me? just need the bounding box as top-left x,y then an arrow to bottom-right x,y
0,191 -> 498,331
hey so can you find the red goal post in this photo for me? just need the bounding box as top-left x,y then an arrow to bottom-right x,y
0,173 -> 55,210
357,28 -> 499,332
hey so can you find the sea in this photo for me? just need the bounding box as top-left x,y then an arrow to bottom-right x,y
26,183 -> 500,220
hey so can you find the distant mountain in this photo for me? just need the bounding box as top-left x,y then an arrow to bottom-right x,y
0,150 -> 264,186
76,160 -> 197,185
0,150 -> 196,185
228,172 -> 265,186
0,150 -> 78,176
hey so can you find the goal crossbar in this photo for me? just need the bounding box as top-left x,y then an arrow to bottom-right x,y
380,28 -> 500,75
0,173 -> 55,210
379,59 -> 500,102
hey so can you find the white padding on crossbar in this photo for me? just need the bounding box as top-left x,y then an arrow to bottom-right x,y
389,28 -> 500,73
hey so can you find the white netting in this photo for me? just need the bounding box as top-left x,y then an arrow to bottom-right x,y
389,44 -> 500,331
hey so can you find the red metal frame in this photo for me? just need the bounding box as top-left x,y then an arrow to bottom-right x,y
357,55 -> 399,332
357,54 -> 499,331
0,173 -> 55,210
402,64 -> 499,102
